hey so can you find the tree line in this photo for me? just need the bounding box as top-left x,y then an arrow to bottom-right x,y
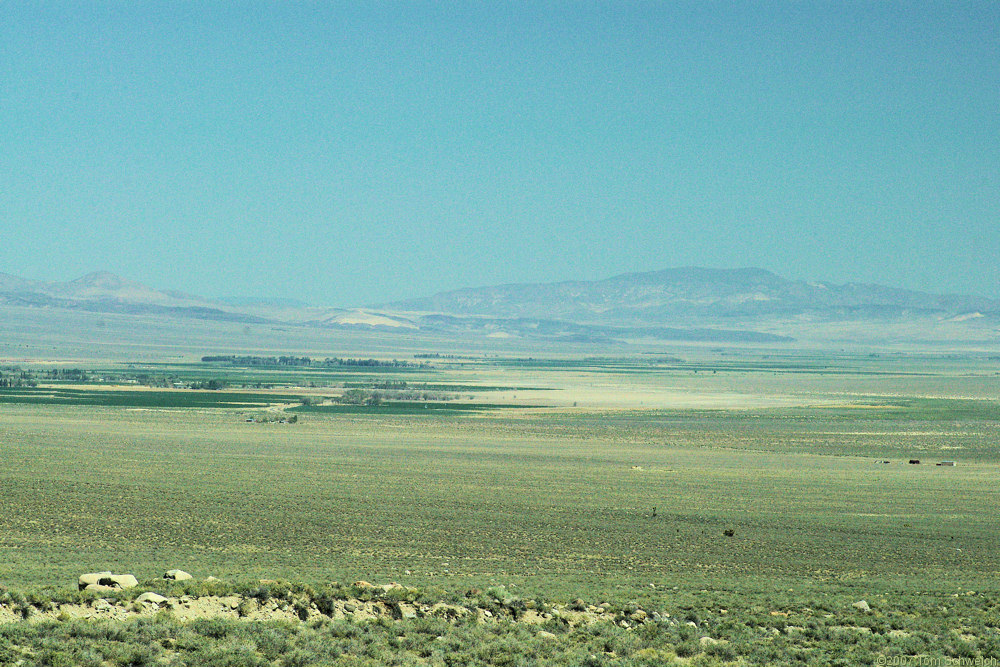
201,355 -> 428,368
0,368 -> 37,388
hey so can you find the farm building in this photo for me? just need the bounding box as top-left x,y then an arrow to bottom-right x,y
937,461 -> 957,466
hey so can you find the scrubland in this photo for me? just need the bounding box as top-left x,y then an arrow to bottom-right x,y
0,351 -> 998,665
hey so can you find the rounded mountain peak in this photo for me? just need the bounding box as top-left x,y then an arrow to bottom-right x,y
71,271 -> 137,290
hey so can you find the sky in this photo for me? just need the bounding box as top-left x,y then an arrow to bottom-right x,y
2,1 -> 998,306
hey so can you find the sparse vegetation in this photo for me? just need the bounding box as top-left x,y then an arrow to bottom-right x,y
0,351 -> 997,664
3,581 -> 1000,665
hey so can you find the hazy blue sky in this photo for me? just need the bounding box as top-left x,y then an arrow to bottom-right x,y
2,1 -> 998,305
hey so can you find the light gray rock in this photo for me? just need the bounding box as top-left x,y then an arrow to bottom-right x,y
84,584 -> 115,592
99,574 -> 139,589
136,592 -> 168,606
78,572 -> 113,590
852,600 -> 871,612
397,602 -> 418,619
163,569 -> 193,581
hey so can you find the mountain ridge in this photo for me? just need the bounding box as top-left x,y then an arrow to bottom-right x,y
377,266 -> 1000,324
1,268 -> 997,345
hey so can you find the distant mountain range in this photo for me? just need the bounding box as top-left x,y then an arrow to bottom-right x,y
0,271 -> 267,322
378,267 -> 1000,324
2,268 -> 997,345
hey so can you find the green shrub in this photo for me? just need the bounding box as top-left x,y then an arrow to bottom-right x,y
675,640 -> 699,657
705,641 -> 737,662
189,617 -> 235,640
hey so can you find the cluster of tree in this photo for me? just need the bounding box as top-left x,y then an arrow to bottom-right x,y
317,358 -> 427,368
126,375 -> 224,389
332,388 -> 455,405
190,379 -> 226,390
44,368 -> 89,381
201,355 -> 313,366
382,390 -> 453,401
249,414 -> 298,423
202,355 -> 427,369
129,374 -> 176,388
371,380 -> 409,389
0,368 -> 36,388
0,366 -> 226,391
413,353 -> 476,360
332,389 -> 384,406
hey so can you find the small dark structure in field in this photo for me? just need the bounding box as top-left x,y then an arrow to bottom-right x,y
937,461 -> 956,466
723,528 -> 736,537
909,459 -> 921,465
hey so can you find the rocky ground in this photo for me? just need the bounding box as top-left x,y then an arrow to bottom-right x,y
0,579 -> 668,631
2,577 -> 996,666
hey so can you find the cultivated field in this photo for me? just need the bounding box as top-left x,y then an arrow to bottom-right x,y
0,350 -> 998,665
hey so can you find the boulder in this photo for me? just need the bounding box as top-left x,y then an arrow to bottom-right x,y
852,600 -> 871,612
99,574 -> 139,589
395,602 -> 418,619
84,584 -> 116,592
136,592 -> 168,606
79,572 -> 113,590
163,569 -> 192,581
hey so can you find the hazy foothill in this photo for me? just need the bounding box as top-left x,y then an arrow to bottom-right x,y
2,266 -> 997,347
0,267 -> 999,665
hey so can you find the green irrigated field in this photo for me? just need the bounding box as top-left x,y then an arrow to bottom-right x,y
0,387 -> 304,409
292,401 -> 546,415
